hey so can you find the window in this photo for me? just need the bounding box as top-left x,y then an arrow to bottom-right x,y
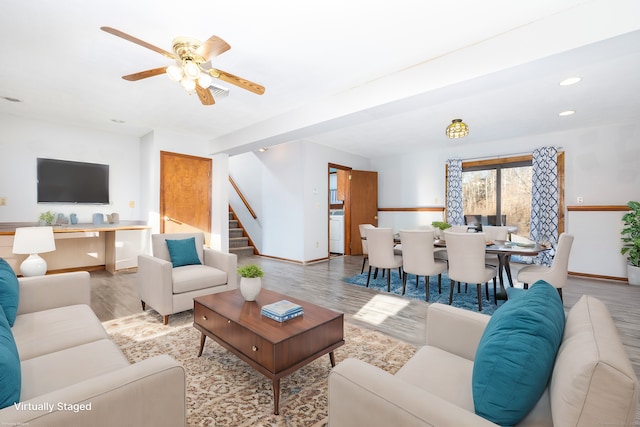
462,157 -> 533,237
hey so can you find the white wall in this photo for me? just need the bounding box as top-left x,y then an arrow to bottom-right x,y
0,114 -> 141,223
229,140 -> 370,262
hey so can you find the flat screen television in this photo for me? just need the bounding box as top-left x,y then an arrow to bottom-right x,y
37,158 -> 110,204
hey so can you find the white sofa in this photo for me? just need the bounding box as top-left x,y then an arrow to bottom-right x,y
329,295 -> 639,426
0,271 -> 186,426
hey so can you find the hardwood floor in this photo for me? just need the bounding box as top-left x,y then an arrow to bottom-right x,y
91,254 -> 640,420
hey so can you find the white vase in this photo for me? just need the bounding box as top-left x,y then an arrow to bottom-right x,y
240,277 -> 262,301
628,264 -> 640,286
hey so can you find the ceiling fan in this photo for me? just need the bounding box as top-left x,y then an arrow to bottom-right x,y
100,26 -> 265,105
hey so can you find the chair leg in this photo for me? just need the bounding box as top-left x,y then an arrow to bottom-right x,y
374,268 -> 379,279
485,282 -> 489,300
366,266 -> 372,287
361,256 -> 367,274
524,282 -> 529,289
449,280 -> 455,305
477,284 -> 483,312
416,275 -> 420,289
425,276 -> 430,302
437,274 -> 442,294
163,315 -> 169,325
402,272 -> 408,295
558,288 -> 563,301
493,277 -> 497,304
386,269 -> 391,293
141,300 -> 146,311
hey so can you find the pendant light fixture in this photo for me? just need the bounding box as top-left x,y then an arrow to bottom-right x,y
446,119 -> 469,139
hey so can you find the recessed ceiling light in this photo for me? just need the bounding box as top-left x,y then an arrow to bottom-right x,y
257,147 -> 269,152
1,96 -> 22,103
559,110 -> 575,116
559,77 -> 581,86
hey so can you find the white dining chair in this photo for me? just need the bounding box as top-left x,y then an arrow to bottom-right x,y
517,233 -> 574,301
443,230 -> 497,311
358,224 -> 376,274
398,230 -> 447,301
482,225 -> 510,268
364,227 -> 403,293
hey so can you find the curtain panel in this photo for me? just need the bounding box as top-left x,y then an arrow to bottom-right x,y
530,146 -> 559,265
446,158 -> 464,225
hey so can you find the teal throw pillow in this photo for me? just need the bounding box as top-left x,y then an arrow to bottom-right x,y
472,281 -> 565,425
0,258 -> 19,326
165,238 -> 202,268
0,304 -> 21,409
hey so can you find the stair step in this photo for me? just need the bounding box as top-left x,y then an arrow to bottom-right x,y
229,219 -> 239,228
229,236 -> 249,248
229,246 -> 255,257
229,228 -> 244,238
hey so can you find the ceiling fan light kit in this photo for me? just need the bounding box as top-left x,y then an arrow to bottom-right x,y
100,26 -> 265,106
446,119 -> 469,139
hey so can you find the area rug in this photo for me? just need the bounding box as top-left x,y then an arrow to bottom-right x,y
103,311 -> 416,427
344,271 -> 501,315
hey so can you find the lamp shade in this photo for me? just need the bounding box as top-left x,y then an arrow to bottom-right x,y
446,119 -> 469,139
12,226 -> 56,254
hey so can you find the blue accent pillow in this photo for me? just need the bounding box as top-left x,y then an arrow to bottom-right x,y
165,238 -> 202,268
0,304 -> 21,409
0,258 -> 19,326
472,281 -> 565,425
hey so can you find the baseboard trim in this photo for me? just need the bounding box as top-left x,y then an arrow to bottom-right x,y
568,271 -> 628,283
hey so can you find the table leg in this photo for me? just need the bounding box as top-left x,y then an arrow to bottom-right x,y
329,351 -> 336,367
272,378 -> 280,415
495,254 -> 508,301
504,255 -> 514,287
197,333 -> 206,357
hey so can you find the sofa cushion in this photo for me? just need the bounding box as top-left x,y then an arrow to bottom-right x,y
0,258 -> 19,326
12,304 -> 109,361
172,265 -> 228,294
20,338 -> 129,401
0,304 -> 21,409
472,281 -> 565,425
165,237 -> 202,268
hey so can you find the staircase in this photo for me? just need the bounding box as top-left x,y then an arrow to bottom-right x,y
228,210 -> 256,257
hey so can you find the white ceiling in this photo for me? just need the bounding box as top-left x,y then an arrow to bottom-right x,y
1,0 -> 639,159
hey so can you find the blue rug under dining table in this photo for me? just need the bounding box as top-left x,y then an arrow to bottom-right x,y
343,270 -> 502,315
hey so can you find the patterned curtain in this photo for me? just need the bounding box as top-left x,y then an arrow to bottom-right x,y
446,158 -> 464,225
530,146 -> 559,265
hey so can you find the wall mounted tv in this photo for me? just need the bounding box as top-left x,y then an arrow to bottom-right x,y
37,158 -> 110,204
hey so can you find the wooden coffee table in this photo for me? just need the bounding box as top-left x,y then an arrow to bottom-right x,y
193,289 -> 344,415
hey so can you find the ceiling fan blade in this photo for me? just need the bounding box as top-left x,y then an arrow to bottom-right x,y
209,68 -> 265,95
122,67 -> 168,81
101,26 -> 176,59
195,83 -> 215,105
196,35 -> 231,60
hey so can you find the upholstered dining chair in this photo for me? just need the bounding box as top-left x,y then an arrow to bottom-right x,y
398,230 -> 447,301
443,230 -> 497,311
517,233 -> 574,301
137,232 -> 237,324
482,225 -> 510,267
364,227 -> 403,293
358,224 -> 376,274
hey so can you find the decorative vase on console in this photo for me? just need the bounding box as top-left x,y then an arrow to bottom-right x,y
237,264 -> 264,301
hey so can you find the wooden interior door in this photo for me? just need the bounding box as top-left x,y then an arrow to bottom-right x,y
346,170 -> 378,255
160,151 -> 212,243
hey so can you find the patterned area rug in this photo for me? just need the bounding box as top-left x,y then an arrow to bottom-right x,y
344,271 -> 501,315
103,310 -> 416,427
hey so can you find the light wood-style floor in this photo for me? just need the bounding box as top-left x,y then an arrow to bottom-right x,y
91,254 -> 640,420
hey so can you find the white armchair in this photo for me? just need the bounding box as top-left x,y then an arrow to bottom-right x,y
137,232 -> 237,324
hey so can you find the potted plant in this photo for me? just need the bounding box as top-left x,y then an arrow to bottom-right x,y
431,221 -> 451,239
237,264 -> 264,301
39,211 -> 55,226
621,200 -> 640,285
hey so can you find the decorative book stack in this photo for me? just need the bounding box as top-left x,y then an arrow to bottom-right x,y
261,300 -> 303,322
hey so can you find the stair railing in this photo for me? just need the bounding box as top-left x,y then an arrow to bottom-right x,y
229,176 -> 258,219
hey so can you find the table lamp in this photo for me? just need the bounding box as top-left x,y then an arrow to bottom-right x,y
12,226 -> 56,276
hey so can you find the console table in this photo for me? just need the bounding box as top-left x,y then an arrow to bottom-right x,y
0,222 -> 151,274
